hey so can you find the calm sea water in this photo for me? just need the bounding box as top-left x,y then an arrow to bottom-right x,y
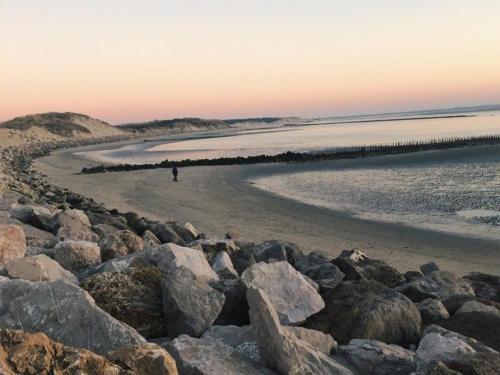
79,111 -> 500,164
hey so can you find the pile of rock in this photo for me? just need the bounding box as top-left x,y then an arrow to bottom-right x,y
0,139 -> 499,374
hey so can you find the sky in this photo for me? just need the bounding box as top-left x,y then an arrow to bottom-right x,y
1,1 -> 500,124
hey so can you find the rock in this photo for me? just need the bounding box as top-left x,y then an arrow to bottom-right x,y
92,223 -> 119,239
230,240 -> 291,274
434,312 -> 500,350
425,361 -> 463,375
416,298 -> 450,324
332,248 -> 406,288
421,262 -> 440,276
54,240 -> 101,274
171,223 -> 196,243
405,270 -> 424,282
191,238 -> 238,263
211,279 -> 250,326
293,250 -> 332,273
150,223 -> 185,245
301,262 -> 345,292
396,271 -> 475,302
415,325 -> 497,372
5,254 -> 77,283
211,251 -> 238,279
78,251 -> 153,280
99,232 -> 129,261
202,325 -> 256,347
0,329 -> 123,375
234,342 -> 263,365
119,229 -> 144,253
463,272 -> 500,302
443,294 -> 500,315
202,325 -> 336,356
166,334 -> 275,375
304,279 -> 421,347
51,209 -> 99,242
81,266 -> 166,338
247,287 -> 354,375
143,229 -> 161,250
440,352 -> 500,375
87,211 -> 129,230
455,300 -> 500,316
106,343 -> 178,375
149,243 -> 219,282
9,204 -> 53,231
338,339 -> 416,375
21,222 -> 57,248
0,278 -> 146,354
184,222 -> 199,239
162,266 -> 225,338
241,261 -> 325,325
0,224 -> 26,265
126,211 -> 149,235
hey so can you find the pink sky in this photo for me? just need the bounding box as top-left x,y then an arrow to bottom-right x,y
1,1 -> 499,124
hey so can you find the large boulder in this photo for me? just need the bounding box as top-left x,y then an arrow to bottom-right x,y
435,352 -> 500,375
106,343 -> 178,375
337,339 -> 416,375
54,240 -> 101,274
81,266 -> 166,338
51,209 -> 99,242
143,230 -> 161,251
416,298 -> 450,324
0,224 -> 26,265
304,279 -> 421,347
463,272 -> 500,302
149,243 -> 219,282
443,294 -> 500,315
415,325 -> 497,372
9,204 -> 54,232
434,311 -> 500,351
396,271 -> 475,302
150,223 -> 185,245
166,334 -> 275,375
0,278 -> 145,354
191,238 -> 238,263
5,254 -> 77,283
162,266 -> 225,338
332,248 -> 406,288
241,261 -> 325,325
247,288 -> 353,375
87,211 -> 129,230
0,329 -> 123,375
455,300 -> 500,316
211,251 -> 238,279
230,240 -> 298,274
99,230 -> 144,261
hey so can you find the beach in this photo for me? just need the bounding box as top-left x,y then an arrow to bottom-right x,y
36,142 -> 500,276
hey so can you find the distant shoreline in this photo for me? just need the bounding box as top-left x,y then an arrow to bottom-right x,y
287,114 -> 474,127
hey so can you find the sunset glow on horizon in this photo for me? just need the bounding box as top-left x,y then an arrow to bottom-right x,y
1,1 -> 500,124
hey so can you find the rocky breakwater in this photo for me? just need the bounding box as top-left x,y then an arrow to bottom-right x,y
0,139 -> 499,374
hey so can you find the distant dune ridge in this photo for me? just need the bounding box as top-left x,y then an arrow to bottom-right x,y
0,112 -> 123,147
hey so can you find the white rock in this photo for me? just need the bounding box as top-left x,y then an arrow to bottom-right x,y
242,261 -> 325,324
211,251 -> 239,279
5,254 -> 77,283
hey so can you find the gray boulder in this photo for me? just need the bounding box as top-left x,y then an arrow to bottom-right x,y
332,248 -> 406,288
463,272 -> 500,302
191,238 -> 238,263
230,240 -> 296,274
149,223 -> 184,245
416,298 -> 450,324
415,325 -> 497,372
54,240 -> 101,274
420,262 -> 440,276
0,224 -> 26,265
142,229 -> 161,251
51,209 -> 99,242
211,251 -> 238,279
5,254 -> 77,283
0,278 -> 145,354
304,279 -> 421,347
162,266 -> 225,338
166,334 -> 275,375
241,261 -> 325,325
149,243 -> 219,282
338,339 -> 416,375
247,287 -> 353,375
455,300 -> 500,316
9,204 -> 54,232
99,232 -> 129,261
396,271 -> 475,302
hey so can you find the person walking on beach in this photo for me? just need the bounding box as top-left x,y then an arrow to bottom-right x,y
172,166 -> 179,181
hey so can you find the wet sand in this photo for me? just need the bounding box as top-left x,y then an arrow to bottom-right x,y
35,143 -> 500,276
